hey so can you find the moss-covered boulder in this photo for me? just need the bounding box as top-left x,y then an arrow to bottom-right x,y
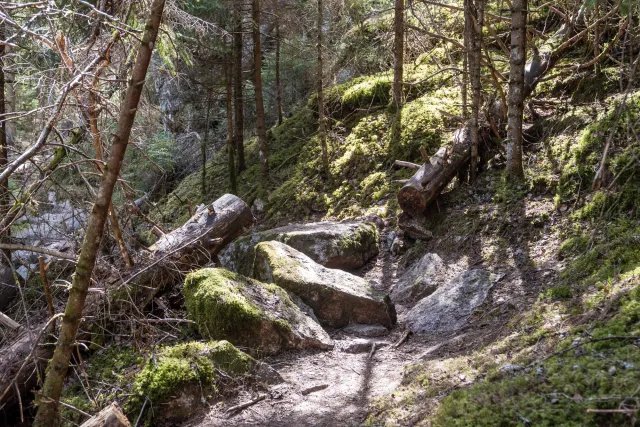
184,268 -> 333,354
253,241 -> 396,328
128,340 -> 255,424
220,221 -> 379,276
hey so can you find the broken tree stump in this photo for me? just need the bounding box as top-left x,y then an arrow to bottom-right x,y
397,127 -> 471,217
79,403 -> 131,427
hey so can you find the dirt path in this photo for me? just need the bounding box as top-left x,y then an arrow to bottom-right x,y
188,330 -> 412,427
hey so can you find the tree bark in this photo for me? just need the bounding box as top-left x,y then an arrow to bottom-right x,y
392,0 -> 404,110
252,0 -> 269,178
226,46 -> 237,194
275,0 -> 283,125
506,0 -> 526,179
32,1 -> 166,424
468,0 -> 483,182
202,90 -> 212,196
233,8 -> 246,172
317,0 -> 329,177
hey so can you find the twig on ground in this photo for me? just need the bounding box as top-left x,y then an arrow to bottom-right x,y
226,394 -> 266,415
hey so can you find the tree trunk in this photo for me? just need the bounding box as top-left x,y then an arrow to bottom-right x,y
234,9 -> 246,172
468,0 -> 484,182
202,90 -> 212,196
397,128 -> 472,216
506,0 -> 526,179
79,403 -> 130,427
317,0 -> 329,177
0,23 -> 10,267
252,0 -> 269,178
275,0 -> 283,125
32,1 -> 166,424
226,47 -> 237,194
392,0 -> 404,110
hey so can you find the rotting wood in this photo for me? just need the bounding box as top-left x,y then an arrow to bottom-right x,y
396,127 -> 471,217
79,402 -> 131,427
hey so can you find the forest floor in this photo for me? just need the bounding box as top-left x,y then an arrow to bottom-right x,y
181,183 -> 569,426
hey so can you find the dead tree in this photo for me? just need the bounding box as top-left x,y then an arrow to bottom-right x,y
33,1 -> 166,424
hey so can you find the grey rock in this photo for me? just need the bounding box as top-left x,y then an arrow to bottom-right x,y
342,323 -> 389,337
221,221 -> 379,276
339,338 -> 388,354
391,253 -> 449,305
406,269 -> 494,333
184,268 -> 333,355
398,213 -> 433,240
253,241 -> 396,328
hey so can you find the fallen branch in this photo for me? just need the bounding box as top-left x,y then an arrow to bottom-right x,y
368,342 -> 377,359
394,160 -> 421,169
0,311 -> 19,330
226,394 -> 266,415
0,243 -> 77,262
393,330 -> 412,348
301,384 -> 329,396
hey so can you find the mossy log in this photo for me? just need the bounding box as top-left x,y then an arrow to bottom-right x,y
79,403 -> 130,427
397,127 -> 471,217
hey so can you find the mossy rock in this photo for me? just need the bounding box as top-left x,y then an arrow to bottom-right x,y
184,268 -> 333,354
128,340 -> 254,425
253,241 -> 395,328
220,221 -> 379,277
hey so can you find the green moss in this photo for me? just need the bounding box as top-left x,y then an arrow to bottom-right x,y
560,220 -> 640,288
128,340 -> 254,417
184,268 -> 265,340
61,346 -> 143,426
432,287 -> 640,427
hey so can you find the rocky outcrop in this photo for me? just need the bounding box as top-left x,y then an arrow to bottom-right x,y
391,253 -> 449,305
220,221 -> 379,276
184,268 -> 332,354
253,241 -> 395,328
405,269 -> 495,333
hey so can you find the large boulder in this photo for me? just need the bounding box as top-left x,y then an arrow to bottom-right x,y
391,253 -> 450,305
405,269 -> 495,333
184,268 -> 332,354
129,340 -> 271,425
253,241 -> 396,328
220,221 -> 379,276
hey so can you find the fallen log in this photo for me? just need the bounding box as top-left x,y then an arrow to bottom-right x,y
0,194 -> 254,415
397,127 -> 471,217
129,193 -> 254,304
79,403 -> 131,427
